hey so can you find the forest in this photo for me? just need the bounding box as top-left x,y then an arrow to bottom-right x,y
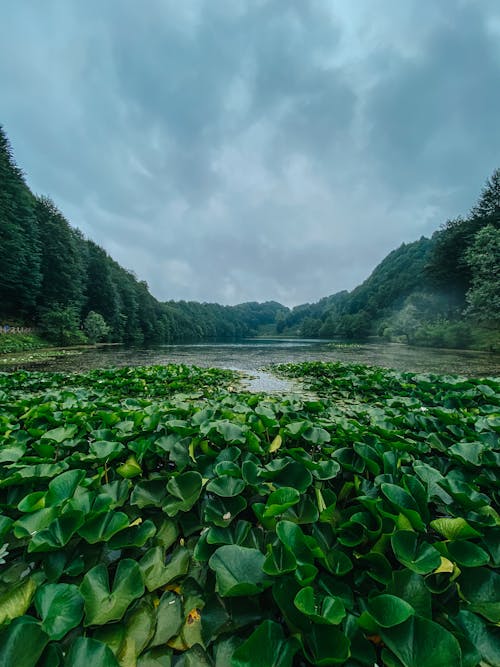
1,124 -> 499,350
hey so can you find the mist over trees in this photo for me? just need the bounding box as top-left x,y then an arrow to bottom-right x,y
271,171 -> 500,348
0,123 -> 498,349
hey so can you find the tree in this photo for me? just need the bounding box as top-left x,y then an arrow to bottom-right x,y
35,197 -> 86,312
83,311 -> 111,343
464,225 -> 500,325
39,306 -> 85,345
470,168 -> 500,219
0,126 -> 41,318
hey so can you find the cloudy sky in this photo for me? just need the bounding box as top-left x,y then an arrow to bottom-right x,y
1,1 -> 500,306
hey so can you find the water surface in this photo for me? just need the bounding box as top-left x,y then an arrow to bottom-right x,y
3,339 -> 499,378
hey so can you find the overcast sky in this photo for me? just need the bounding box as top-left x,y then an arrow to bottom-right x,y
1,1 -> 500,306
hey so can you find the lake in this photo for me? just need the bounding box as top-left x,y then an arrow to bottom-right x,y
3,338 -> 500,378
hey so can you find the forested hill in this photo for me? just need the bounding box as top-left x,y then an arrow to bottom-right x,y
276,170 -> 500,349
0,126 -> 286,344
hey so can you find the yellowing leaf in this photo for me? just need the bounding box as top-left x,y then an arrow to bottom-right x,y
269,435 -> 282,453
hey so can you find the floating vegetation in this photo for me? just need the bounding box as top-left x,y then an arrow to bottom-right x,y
0,362 -> 498,666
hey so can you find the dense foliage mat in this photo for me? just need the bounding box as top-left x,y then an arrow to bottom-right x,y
0,362 -> 499,666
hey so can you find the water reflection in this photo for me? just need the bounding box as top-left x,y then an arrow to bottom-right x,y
3,338 -> 499,377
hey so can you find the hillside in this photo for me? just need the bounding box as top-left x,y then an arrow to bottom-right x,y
0,126 -> 286,345
275,173 -> 500,349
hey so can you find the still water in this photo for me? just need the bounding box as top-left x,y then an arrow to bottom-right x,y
4,339 -> 500,378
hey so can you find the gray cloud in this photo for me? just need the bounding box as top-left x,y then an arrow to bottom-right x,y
1,0 -> 500,306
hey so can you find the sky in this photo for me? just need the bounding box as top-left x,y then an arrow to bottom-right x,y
1,1 -> 500,307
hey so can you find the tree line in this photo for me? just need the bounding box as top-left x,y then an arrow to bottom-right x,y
0,126 -> 286,345
275,172 -> 500,349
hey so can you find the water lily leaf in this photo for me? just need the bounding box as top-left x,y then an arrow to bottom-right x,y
139,545 -> 190,592
130,478 -> 168,508
0,443 -> 26,462
294,587 -> 345,625
122,598 -> 156,657
263,542 -> 297,575
0,576 -> 37,625
447,540 -> 490,567
302,624 -> 351,665
0,615 -> 50,667
232,620 -> 299,667
269,434 -> 282,453
391,531 -> 441,574
216,421 -> 247,444
263,487 -> 300,518
78,511 -> 129,543
163,471 -> 202,515
302,427 -> 330,445
80,559 -> 145,625
116,455 -> 142,478
453,610 -> 500,667
149,591 -> 183,647
209,545 -> 271,597
108,519 -> 157,549
386,570 -> 432,619
459,568 -> 500,622
137,647 -> 173,667
28,510 -> 85,552
380,616 -> 462,667
13,507 -> 59,539
89,440 -> 124,460
206,476 -> 246,497
312,460 -> 340,480
366,594 -> 414,628
64,637 -> 120,667
204,494 -> 247,527
41,424 -> 78,443
17,491 -> 46,512
430,517 -> 481,540
46,469 -> 86,506
34,583 -> 84,640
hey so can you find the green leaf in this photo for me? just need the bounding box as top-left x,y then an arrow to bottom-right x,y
80,559 -> 145,625
149,592 -> 183,647
163,471 -> 202,515
302,427 -> 330,445
64,637 -> 120,667
35,583 -> 84,640
78,511 -> 130,543
459,568 -> 500,622
391,531 -> 441,574
366,595 -> 414,628
139,546 -> 190,592
0,616 -> 50,667
232,620 -> 298,667
206,476 -> 246,497
453,610 -> 500,667
380,616 -> 462,667
137,647 -> 173,667
430,517 -> 481,540
447,540 -> 490,567
46,469 -> 85,505
302,624 -> 351,665
294,587 -> 346,625
41,424 -> 78,443
209,545 -> 271,597
89,440 -> 125,460
0,577 -> 37,625
263,487 -> 300,518
28,510 -> 85,552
